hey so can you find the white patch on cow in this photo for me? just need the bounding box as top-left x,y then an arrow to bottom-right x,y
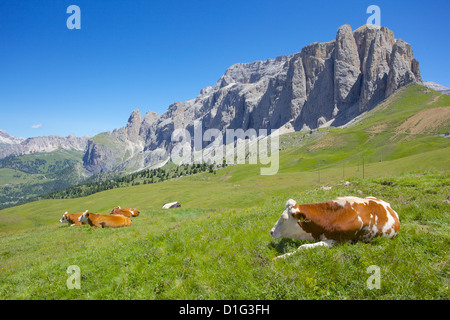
290,207 -> 300,216
357,215 -> 364,230
334,196 -> 373,207
275,240 -> 335,260
60,212 -> 69,224
371,198 -> 399,220
78,212 -> 89,224
371,224 -> 378,237
388,228 -> 397,238
378,201 -> 397,238
286,199 -> 297,208
300,240 -> 335,250
270,200 -> 314,241
389,206 -> 399,220
280,199 -> 296,220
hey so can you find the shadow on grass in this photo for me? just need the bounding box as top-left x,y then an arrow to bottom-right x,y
268,238 -> 304,255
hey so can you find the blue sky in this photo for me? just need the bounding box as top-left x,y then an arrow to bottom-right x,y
0,0 -> 449,138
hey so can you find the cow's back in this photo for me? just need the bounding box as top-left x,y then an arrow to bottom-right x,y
351,197 -> 400,242
111,209 -> 132,217
111,208 -> 139,217
69,212 -> 84,226
90,213 -> 132,228
296,197 -> 400,243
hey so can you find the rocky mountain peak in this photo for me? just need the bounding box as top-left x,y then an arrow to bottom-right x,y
126,109 -> 142,143
0,130 -> 26,145
82,24 -> 423,174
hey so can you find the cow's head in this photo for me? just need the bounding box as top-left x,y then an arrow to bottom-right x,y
78,210 -> 90,224
270,199 -> 310,240
59,212 -> 69,223
131,209 -> 140,217
111,206 -> 120,214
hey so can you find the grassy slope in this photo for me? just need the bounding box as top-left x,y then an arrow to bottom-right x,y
0,149 -> 85,208
0,168 -> 46,185
0,149 -> 83,175
0,84 -> 449,299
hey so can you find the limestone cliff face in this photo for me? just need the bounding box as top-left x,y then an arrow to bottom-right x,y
83,24 -> 422,174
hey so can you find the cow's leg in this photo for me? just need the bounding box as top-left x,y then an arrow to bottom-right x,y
298,240 -> 335,250
274,240 -> 335,260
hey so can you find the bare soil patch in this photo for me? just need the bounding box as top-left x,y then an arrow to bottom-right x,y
395,106 -> 450,137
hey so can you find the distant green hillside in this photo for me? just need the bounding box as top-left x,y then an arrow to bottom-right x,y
0,149 -> 85,209
0,84 -> 449,300
0,149 -> 82,176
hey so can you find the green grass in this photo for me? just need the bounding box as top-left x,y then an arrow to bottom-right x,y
0,149 -> 84,176
0,171 -> 448,299
0,83 -> 449,300
0,168 -> 46,186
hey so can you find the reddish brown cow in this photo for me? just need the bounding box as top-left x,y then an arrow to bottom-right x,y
110,206 -> 140,217
78,211 -> 132,228
59,211 -> 87,226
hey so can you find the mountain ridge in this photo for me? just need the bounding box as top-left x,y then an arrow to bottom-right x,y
0,132 -> 90,159
0,130 -> 26,145
82,24 -> 422,174
423,81 -> 450,95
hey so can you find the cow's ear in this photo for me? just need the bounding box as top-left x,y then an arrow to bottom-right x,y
286,199 -> 297,209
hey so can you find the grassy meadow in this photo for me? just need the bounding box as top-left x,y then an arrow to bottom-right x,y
0,84 -> 449,299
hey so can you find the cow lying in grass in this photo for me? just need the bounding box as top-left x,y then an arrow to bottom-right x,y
270,197 -> 400,260
78,211 -> 132,228
59,211 -> 87,227
110,206 -> 140,217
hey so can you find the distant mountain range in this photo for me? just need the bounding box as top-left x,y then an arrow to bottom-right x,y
423,82 -> 450,95
0,130 -> 25,145
0,130 -> 89,159
0,24 -> 428,175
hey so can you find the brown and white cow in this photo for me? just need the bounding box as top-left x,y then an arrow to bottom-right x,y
78,211 -> 132,228
110,206 -> 140,217
59,211 -> 88,226
270,197 -> 400,259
